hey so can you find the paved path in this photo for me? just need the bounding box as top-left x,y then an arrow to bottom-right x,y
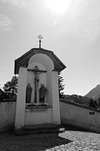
0,130 -> 100,150
47,131 -> 100,151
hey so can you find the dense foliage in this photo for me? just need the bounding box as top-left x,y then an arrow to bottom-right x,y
58,72 -> 65,98
64,94 -> 100,110
3,75 -> 18,101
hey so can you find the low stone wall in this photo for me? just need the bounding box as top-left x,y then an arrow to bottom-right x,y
1,99 -> 100,133
60,100 -> 100,132
0,101 -> 16,132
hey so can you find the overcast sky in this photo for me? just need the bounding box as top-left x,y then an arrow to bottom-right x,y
0,0 -> 100,96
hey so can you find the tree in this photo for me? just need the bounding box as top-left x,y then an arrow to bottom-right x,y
3,75 -> 18,101
3,73 -> 65,100
58,72 -> 65,98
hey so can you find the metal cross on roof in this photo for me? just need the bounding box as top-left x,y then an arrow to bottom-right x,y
38,34 -> 43,48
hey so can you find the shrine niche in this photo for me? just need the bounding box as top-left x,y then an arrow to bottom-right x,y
26,63 -> 47,105
14,39 -> 66,129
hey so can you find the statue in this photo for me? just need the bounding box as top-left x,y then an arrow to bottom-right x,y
26,83 -> 32,103
39,84 -> 47,104
27,66 -> 47,103
34,66 -> 39,103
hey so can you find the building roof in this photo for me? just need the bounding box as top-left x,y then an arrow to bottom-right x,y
14,48 -> 66,74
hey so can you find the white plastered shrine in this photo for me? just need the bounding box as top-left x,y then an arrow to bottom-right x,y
14,48 -> 66,129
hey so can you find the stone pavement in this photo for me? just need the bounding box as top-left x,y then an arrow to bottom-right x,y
0,130 -> 100,151
47,131 -> 100,151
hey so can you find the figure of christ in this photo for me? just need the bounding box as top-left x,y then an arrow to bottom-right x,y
34,69 -> 39,103
27,66 -> 47,104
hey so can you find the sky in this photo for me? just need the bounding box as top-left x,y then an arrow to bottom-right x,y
0,0 -> 100,96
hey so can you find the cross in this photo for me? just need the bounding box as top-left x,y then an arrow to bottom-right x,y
27,66 -> 47,103
38,34 -> 43,48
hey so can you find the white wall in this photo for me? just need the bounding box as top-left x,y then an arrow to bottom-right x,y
51,71 -> 61,124
25,108 -> 53,125
15,67 -> 27,128
0,102 -> 16,132
60,101 -> 100,132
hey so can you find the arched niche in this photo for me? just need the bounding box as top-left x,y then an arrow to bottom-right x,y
27,53 -> 54,105
28,53 -> 54,71
27,62 -> 47,104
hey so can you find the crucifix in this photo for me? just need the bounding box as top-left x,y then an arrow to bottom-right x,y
38,34 -> 43,48
27,66 -> 47,103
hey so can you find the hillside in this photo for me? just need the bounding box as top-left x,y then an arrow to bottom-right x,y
85,85 -> 100,99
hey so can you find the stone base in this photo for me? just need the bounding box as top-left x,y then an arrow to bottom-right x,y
14,124 -> 65,136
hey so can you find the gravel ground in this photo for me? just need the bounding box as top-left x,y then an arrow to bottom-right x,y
0,130 -> 100,151
48,131 -> 100,151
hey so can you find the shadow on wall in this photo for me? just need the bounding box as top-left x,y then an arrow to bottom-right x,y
0,101 -> 16,132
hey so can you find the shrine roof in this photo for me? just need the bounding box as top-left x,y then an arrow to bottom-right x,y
14,48 -> 66,74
